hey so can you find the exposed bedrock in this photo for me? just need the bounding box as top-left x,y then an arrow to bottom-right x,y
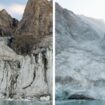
0,0 -> 52,100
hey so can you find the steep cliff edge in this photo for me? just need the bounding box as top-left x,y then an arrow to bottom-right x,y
56,3 -> 105,100
0,0 -> 52,101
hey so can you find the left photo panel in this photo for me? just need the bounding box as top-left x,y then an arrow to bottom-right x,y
0,0 -> 53,105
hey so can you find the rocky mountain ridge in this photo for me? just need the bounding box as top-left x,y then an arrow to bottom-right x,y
0,0 -> 52,101
0,9 -> 18,37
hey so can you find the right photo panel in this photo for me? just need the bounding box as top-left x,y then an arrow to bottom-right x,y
55,0 -> 105,105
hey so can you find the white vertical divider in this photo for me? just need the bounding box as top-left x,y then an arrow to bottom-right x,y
53,0 -> 55,104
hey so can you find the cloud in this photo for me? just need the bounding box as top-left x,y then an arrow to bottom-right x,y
0,4 -> 25,20
8,4 -> 25,15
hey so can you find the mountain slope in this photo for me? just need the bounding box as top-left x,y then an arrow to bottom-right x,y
16,0 -> 52,38
56,4 -> 105,55
56,3 -> 105,100
0,0 -> 52,101
0,9 -> 18,36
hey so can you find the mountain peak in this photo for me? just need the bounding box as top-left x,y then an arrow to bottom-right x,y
0,9 -> 9,16
16,0 -> 52,38
0,9 -> 18,37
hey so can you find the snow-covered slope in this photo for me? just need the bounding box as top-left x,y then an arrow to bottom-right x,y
56,3 -> 105,100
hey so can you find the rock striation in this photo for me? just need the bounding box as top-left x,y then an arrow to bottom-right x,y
56,3 -> 105,100
0,0 -> 52,101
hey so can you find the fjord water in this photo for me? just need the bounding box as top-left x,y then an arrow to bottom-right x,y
0,100 -> 51,105
56,100 -> 105,105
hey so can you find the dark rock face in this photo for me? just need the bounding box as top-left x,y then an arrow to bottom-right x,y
10,0 -> 52,55
16,0 -> 52,38
68,94 -> 94,100
0,0 -> 52,55
0,9 -> 18,36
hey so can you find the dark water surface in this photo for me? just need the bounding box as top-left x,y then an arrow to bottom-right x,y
56,100 -> 105,105
0,100 -> 51,105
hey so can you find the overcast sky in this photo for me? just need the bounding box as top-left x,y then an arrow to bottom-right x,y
0,0 -> 28,20
55,0 -> 105,21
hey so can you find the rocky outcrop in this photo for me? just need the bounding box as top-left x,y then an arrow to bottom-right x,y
56,3 -> 105,100
0,9 -> 18,36
0,0 -> 52,100
16,0 -> 52,37
10,0 -> 52,55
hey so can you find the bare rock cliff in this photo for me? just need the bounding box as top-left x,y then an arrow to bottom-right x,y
16,0 -> 52,37
0,0 -> 52,100
0,9 -> 18,36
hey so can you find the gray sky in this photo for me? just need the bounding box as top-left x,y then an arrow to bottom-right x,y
55,0 -> 105,21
